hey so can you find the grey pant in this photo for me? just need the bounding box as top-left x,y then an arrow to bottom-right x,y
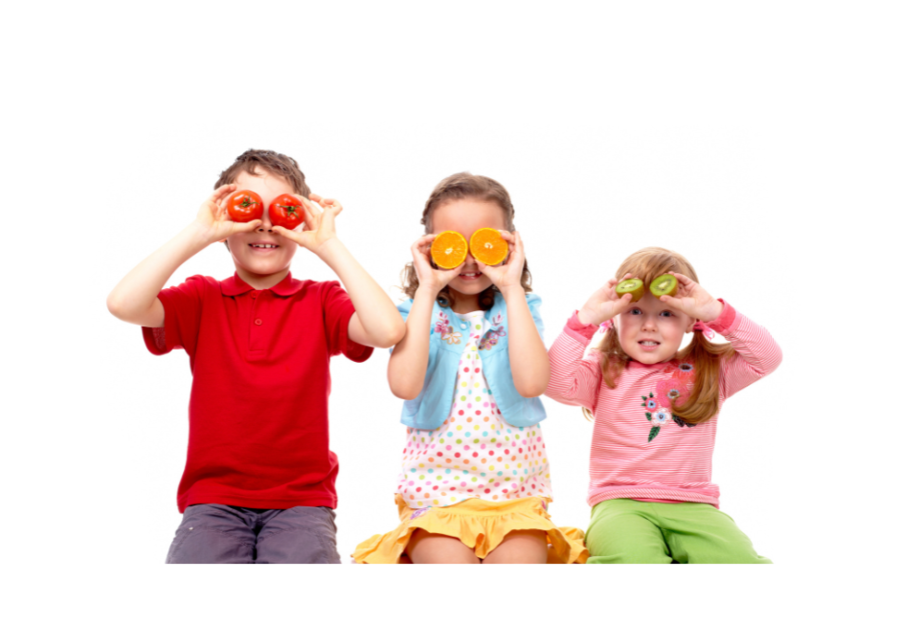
166,504 -> 341,564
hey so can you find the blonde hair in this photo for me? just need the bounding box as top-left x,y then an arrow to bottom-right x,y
592,247 -> 734,425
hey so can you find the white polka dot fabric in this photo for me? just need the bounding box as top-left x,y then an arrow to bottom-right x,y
397,311 -> 553,509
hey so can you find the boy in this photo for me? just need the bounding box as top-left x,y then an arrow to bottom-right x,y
107,149 -> 405,563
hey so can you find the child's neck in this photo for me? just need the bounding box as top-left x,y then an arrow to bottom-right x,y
236,266 -> 291,290
450,288 -> 482,314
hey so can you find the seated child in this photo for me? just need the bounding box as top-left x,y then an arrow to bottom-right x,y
107,149 -> 404,563
545,246 -> 781,563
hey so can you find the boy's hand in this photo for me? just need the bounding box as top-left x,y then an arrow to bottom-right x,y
410,234 -> 463,296
271,193 -> 339,254
578,275 -> 635,326
477,230 -> 524,294
194,184 -> 262,244
658,272 -> 723,322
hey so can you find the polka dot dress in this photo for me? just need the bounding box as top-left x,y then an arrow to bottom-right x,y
397,310 -> 553,509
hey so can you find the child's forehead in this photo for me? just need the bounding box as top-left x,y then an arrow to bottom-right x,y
432,198 -> 505,229
233,168 -> 297,194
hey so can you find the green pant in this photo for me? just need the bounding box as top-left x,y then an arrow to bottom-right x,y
585,499 -> 771,564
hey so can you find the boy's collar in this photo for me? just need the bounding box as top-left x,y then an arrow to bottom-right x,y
221,272 -> 303,297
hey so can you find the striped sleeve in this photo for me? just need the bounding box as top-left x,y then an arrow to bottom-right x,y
709,300 -> 783,400
546,311 -> 602,409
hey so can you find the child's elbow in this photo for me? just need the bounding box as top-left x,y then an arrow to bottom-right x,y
515,380 -> 548,399
385,323 -> 407,348
767,343 -> 784,374
106,293 -> 127,320
390,382 -> 421,401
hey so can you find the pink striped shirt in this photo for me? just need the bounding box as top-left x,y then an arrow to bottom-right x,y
546,300 -> 781,509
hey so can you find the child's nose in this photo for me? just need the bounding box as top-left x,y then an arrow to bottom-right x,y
257,208 -> 274,232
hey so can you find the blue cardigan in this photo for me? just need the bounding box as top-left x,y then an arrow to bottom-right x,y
397,291 -> 547,431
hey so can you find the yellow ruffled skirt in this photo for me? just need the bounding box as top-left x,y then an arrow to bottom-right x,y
352,495 -> 588,564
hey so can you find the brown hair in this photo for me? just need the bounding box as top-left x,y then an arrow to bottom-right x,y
401,172 -> 532,310
594,247 -> 734,425
214,149 -> 310,197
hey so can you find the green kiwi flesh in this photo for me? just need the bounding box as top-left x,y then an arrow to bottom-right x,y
615,278 -> 644,301
650,274 -> 678,298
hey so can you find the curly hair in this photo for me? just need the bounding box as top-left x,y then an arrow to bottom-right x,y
401,172 -> 532,310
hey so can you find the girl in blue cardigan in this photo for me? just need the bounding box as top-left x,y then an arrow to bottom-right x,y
353,173 -> 586,564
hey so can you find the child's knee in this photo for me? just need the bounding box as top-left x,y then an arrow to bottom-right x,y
585,508 -> 670,564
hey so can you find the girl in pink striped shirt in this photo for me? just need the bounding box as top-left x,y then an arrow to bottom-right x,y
546,247 -> 781,563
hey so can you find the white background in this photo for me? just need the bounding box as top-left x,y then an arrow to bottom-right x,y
3,1 -> 897,627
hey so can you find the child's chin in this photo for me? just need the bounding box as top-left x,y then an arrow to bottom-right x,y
450,279 -> 491,295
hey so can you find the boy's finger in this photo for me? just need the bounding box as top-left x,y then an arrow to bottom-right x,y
236,219 -> 262,231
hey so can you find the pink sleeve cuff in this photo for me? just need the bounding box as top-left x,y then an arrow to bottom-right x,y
707,299 -> 737,336
564,310 -> 600,343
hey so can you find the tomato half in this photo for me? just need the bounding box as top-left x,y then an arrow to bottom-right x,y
226,190 -> 264,223
269,194 -> 305,230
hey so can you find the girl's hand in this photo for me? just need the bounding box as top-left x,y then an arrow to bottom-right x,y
193,184 -> 262,244
410,234 -> 462,296
477,230 -> 524,294
272,193 -> 340,254
658,272 -> 723,322
578,275 -> 635,326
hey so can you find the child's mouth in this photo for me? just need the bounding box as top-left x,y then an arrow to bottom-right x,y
250,243 -> 279,251
639,340 -> 660,348
459,271 -> 482,281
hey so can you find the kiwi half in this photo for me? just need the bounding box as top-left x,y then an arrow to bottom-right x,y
650,274 -> 678,298
615,278 -> 644,301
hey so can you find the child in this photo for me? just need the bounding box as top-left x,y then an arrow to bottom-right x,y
353,173 -> 587,564
106,149 -> 404,563
546,246 -> 781,563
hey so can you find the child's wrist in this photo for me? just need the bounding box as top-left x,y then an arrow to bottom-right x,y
415,284 -> 441,301
185,221 -> 218,249
499,284 -> 525,300
312,236 -> 344,260
702,300 -> 725,322
577,308 -> 601,326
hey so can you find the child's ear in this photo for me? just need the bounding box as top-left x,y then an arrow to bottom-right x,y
685,318 -> 696,334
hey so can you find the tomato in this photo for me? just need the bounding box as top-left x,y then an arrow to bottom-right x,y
269,194 -> 305,230
226,190 -> 264,223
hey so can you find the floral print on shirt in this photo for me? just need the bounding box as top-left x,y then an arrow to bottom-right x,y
640,361 -> 698,441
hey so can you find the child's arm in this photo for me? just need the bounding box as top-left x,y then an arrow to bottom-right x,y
545,276 -> 635,407
106,185 -> 260,327
660,272 -> 782,399
273,195 -> 404,349
477,232 -> 547,398
384,235 -> 462,400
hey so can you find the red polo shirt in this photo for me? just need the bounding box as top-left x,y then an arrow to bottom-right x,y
142,272 -> 372,512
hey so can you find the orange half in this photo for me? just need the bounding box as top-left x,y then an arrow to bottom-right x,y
469,228 -> 509,266
431,231 -> 468,269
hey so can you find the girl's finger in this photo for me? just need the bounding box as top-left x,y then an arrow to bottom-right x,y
659,294 -> 684,310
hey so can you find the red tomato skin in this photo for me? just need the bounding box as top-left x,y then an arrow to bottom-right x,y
226,190 -> 264,223
269,194 -> 305,230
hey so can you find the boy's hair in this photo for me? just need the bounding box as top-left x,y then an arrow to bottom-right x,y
595,247 -> 734,425
215,149 -> 310,197
400,172 -> 532,310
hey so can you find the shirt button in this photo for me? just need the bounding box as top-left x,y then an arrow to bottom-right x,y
461,324 -> 468,330
255,319 -> 263,326
250,291 -> 260,298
